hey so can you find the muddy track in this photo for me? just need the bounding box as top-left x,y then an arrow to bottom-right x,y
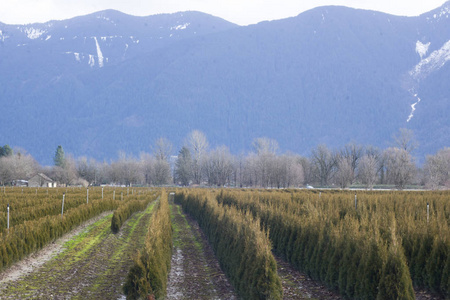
167,203 -> 238,300
0,202 -> 156,299
275,257 -> 341,300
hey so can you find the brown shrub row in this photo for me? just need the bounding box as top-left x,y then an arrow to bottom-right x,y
0,198 -> 119,273
216,189 -> 449,299
111,194 -> 157,233
124,190 -> 172,300
175,189 -> 283,300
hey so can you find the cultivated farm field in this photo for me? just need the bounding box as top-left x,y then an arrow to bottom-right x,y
0,187 -> 448,299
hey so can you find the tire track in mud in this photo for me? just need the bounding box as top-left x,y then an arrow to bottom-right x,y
166,203 -> 237,300
275,256 -> 342,300
0,201 -> 157,299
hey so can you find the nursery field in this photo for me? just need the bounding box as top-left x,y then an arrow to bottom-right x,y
0,187 -> 448,299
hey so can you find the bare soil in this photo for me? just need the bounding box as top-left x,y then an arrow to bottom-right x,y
166,203 -> 238,300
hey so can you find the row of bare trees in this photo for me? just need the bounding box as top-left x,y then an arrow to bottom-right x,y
1,129 -> 448,189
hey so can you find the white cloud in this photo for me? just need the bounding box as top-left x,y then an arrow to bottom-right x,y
0,0 -> 447,25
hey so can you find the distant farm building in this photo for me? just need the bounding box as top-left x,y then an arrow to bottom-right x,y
28,173 -> 56,188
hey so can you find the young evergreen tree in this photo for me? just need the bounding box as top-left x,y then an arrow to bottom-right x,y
174,146 -> 192,186
441,256 -> 450,298
425,238 -> 447,293
54,145 -> 66,167
376,245 -> 415,300
0,145 -> 13,157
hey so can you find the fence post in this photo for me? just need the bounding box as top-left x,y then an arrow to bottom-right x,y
121,192 -> 123,201
87,187 -> 89,204
102,187 -> 104,199
355,193 -> 357,210
427,202 -> 429,224
61,193 -> 65,219
113,190 -> 115,201
7,203 -> 10,231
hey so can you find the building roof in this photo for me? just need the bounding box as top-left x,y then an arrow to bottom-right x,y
29,173 -> 54,182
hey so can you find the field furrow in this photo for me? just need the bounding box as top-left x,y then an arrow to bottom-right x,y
0,201 -> 156,299
166,203 -> 237,300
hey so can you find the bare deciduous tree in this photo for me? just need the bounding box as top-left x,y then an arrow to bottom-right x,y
423,147 -> 450,189
310,144 -> 336,187
340,143 -> 363,177
392,128 -> 418,154
186,130 -> 209,185
52,154 -> 78,186
335,156 -> 354,189
76,157 -> 100,186
139,152 -> 155,186
0,150 -> 39,185
357,154 -> 379,190
203,146 -> 235,187
383,147 -> 416,189
153,138 -> 173,161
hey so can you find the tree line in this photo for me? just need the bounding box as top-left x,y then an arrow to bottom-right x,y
1,129 -> 449,189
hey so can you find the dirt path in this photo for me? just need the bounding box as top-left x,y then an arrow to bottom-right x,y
275,256 -> 444,300
275,257 -> 341,300
0,202 -> 156,299
166,203 -> 237,300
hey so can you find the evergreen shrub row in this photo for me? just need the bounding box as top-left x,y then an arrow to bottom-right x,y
0,198 -> 119,273
111,195 -> 156,233
216,189 -> 450,299
175,189 -> 283,300
124,190 -> 172,300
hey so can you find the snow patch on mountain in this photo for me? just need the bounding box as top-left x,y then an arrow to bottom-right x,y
0,30 -> 9,42
409,40 -> 450,81
416,41 -> 430,59
88,54 -> 95,67
94,37 -> 104,67
427,4 -> 450,22
129,36 -> 139,44
96,14 -> 116,26
407,94 -> 421,122
171,23 -> 190,30
22,27 -> 46,39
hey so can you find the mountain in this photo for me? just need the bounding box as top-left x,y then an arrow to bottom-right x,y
0,4 -> 449,165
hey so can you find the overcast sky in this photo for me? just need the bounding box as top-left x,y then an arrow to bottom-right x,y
0,0 -> 447,25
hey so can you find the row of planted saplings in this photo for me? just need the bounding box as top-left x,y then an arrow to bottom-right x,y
0,188 -> 158,274
123,189 -> 285,300
0,187 -> 155,233
124,190 -> 173,299
215,189 -> 450,299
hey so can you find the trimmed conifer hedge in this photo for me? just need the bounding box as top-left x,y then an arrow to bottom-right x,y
123,190 -> 172,300
174,190 -> 283,300
0,198 -> 119,273
215,189 -> 449,299
111,197 -> 156,233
